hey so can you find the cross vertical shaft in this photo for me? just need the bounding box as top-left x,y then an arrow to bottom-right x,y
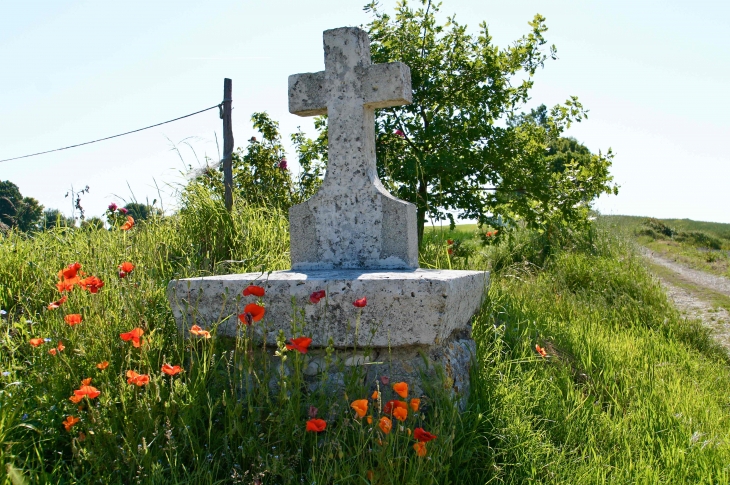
288,27 -> 418,270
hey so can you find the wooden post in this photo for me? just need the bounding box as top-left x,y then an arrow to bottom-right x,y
222,78 -> 234,212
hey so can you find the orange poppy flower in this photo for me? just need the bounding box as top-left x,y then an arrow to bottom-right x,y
242,285 -> 265,297
118,262 -> 135,278
48,341 -> 64,356
371,390 -> 379,400
350,399 -> 368,418
393,406 -> 408,422
378,416 -> 392,435
96,361 -> 109,370
29,338 -> 45,347
63,415 -> 80,432
56,276 -> 79,292
367,416 -> 373,424
126,370 -> 150,386
189,325 -> 211,338
161,364 -> 182,376
409,398 -> 420,412
367,470 -> 374,481
74,381 -> 100,400
305,418 -> 327,433
47,295 -> 68,310
79,276 -> 104,293
59,262 -> 82,280
49,348 -> 57,356
120,215 -> 135,231
414,427 -> 437,442
392,382 -> 408,398
286,336 -> 312,354
353,297 -> 367,308
69,394 -> 83,404
413,441 -> 427,457
120,327 -> 144,347
64,314 -> 83,326
535,344 -> 547,358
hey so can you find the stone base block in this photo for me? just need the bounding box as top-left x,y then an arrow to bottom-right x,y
167,269 -> 488,348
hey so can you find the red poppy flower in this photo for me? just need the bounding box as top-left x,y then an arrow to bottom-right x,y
120,216 -> 135,231
409,398 -> 420,412
239,303 -> 265,324
120,327 -> 144,347
161,364 -> 182,376
79,276 -> 104,293
64,314 -> 83,326
305,418 -> 327,433
350,399 -> 368,418
48,348 -> 57,356
353,297 -> 367,308
414,427 -> 437,442
309,290 -> 326,304
56,276 -> 79,293
535,344 -> 547,358
286,336 -> 312,354
63,415 -> 80,432
29,338 -> 45,347
118,262 -> 135,278
447,239 -> 454,245
378,416 -> 392,434
383,400 -> 408,415
242,285 -> 265,297
189,324 -> 211,338
126,370 -> 150,386
448,248 -> 454,255
47,295 -> 68,310
392,382 -> 408,398
97,361 -> 109,370
69,394 -> 83,404
413,441 -> 427,457
50,341 -> 65,355
59,262 -> 82,280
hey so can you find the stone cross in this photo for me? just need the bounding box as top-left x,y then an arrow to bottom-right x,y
288,27 -> 418,270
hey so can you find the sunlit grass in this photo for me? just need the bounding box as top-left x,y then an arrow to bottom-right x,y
2,193 -> 730,483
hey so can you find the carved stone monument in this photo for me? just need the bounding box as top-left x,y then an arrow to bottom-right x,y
167,27 -> 488,400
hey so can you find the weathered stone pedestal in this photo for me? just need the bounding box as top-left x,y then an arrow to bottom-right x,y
168,26 -> 489,405
167,269 -> 487,401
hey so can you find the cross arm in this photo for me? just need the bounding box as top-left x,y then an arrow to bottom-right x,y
288,71 -> 327,117
362,62 -> 412,109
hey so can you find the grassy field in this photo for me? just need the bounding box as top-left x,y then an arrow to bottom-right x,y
603,215 -> 730,278
2,192 -> 730,483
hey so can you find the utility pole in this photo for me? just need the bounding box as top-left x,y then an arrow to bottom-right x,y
221,78 -> 234,212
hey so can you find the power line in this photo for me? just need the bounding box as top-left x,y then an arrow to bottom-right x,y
0,103 -> 222,164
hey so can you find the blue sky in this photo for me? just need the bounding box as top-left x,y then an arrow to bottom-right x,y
1,0 -> 728,222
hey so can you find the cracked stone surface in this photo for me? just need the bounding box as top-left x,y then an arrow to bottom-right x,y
167,269 -> 488,348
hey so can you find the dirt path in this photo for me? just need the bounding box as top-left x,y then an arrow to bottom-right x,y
640,247 -> 730,349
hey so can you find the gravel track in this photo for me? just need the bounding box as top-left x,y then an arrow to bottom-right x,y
640,247 -> 730,349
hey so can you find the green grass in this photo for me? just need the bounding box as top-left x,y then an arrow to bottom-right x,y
2,192 -> 730,483
603,215 -> 730,278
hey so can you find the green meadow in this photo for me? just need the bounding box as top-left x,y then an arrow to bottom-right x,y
2,189 -> 730,484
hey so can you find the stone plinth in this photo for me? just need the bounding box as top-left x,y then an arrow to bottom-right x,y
167,269 -> 488,348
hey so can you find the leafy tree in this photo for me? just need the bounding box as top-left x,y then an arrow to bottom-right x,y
42,209 -> 74,229
300,1 -> 616,242
195,112 -> 324,211
0,180 -> 43,232
123,202 -> 163,222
